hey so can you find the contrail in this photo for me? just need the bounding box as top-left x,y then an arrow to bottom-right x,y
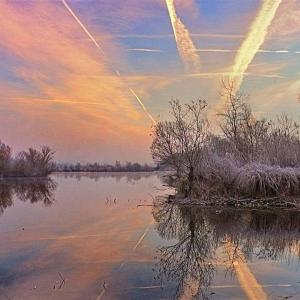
208,0 -> 282,121
102,33 -> 243,39
61,0 -> 156,124
165,0 -> 201,72
128,48 -> 162,53
129,88 -> 156,124
61,0 -> 104,54
195,48 -> 293,54
229,0 -> 283,92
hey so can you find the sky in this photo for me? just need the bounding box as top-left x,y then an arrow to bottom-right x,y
0,0 -> 299,163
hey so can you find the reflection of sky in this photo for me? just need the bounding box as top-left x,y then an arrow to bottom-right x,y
0,174 -> 299,299
0,0 -> 299,162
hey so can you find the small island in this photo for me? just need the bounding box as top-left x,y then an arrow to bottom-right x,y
151,86 -> 300,208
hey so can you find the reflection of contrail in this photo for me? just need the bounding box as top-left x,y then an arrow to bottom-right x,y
229,0 -> 282,92
165,0 -> 201,72
133,220 -> 153,250
61,0 -> 155,124
225,241 -> 267,300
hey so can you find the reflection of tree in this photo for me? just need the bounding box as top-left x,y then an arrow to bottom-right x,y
153,199 -> 300,299
0,179 -> 56,215
60,171 -> 155,183
153,199 -> 215,299
0,184 -> 13,215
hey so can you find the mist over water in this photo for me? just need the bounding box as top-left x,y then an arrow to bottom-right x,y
0,173 -> 299,299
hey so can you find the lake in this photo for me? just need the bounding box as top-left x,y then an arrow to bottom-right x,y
0,172 -> 299,300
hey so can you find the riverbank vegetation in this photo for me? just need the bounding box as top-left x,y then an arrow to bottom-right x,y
151,85 -> 300,207
0,142 -> 55,178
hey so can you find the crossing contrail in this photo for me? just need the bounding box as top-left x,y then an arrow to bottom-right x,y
195,48 -> 292,54
229,0 -> 283,92
209,0 -> 282,121
165,0 -> 201,72
61,0 -> 156,124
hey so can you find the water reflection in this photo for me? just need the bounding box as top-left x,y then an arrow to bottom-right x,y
153,198 -> 300,299
58,171 -> 158,183
0,179 -> 56,215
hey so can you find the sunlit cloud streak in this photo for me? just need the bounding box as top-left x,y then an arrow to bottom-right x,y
186,72 -> 284,79
61,0 -> 156,124
165,0 -> 201,72
5,98 -> 105,106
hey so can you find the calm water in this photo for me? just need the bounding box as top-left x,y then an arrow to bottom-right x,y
0,172 -> 299,300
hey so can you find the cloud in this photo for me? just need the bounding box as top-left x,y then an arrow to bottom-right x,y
269,0 -> 300,39
0,1 -> 152,161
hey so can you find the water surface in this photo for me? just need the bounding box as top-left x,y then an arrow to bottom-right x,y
0,173 -> 299,300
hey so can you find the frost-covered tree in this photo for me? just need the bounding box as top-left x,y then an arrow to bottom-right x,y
151,99 -> 209,196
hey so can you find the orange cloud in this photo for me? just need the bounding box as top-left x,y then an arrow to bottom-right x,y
0,1 -> 152,161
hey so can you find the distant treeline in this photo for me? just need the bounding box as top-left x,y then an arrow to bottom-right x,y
55,161 -> 158,173
0,142 -> 55,178
0,140 -> 159,177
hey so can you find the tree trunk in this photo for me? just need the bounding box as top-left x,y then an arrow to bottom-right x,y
188,166 -> 194,197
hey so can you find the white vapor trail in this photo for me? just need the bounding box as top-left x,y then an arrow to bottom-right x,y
165,0 -> 201,72
61,0 -> 104,54
61,0 -> 156,124
128,48 -> 162,53
208,0 -> 283,122
229,0 -> 283,92
195,48 -> 294,54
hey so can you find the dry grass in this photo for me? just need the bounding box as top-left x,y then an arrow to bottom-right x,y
171,159 -> 300,208
236,163 -> 300,197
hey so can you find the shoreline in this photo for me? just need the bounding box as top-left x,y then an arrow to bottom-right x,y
163,195 -> 300,210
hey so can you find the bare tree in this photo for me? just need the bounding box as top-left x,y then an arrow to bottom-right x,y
151,99 -> 209,196
266,114 -> 300,167
218,83 -> 271,162
13,146 -> 55,177
0,141 -> 12,176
